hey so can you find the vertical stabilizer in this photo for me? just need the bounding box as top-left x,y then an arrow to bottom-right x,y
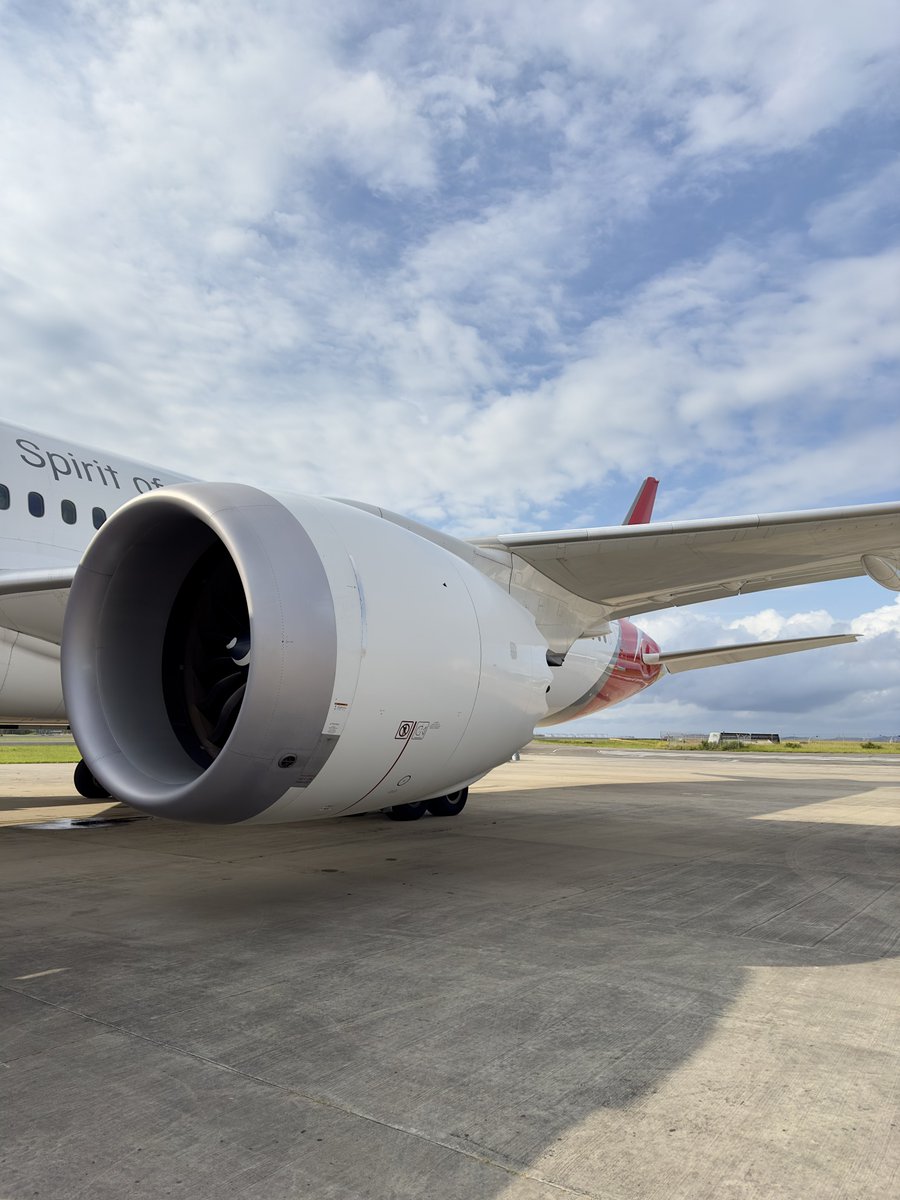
623,477 -> 659,525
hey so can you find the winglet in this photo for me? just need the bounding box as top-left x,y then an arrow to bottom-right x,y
623,477 -> 659,525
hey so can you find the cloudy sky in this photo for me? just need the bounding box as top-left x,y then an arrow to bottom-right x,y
1,0 -> 898,736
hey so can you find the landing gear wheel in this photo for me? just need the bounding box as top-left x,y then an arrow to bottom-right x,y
426,788 -> 468,817
388,801 -> 429,821
73,759 -> 111,800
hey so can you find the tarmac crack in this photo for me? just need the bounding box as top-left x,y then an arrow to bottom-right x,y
1,981 -> 599,1199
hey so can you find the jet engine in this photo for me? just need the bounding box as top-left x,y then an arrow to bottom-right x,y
540,622 -> 662,725
61,484 -> 551,823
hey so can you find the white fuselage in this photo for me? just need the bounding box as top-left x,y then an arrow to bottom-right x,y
0,422 -> 191,721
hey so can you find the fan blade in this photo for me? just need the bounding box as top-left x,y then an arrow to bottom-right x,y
209,682 -> 246,746
197,670 -> 246,722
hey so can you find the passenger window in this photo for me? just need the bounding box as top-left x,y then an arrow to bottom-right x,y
0,484 -> 9,510
92,507 -> 107,530
28,492 -> 45,518
61,499 -> 77,525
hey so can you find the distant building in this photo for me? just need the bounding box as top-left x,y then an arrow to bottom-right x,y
707,732 -> 780,745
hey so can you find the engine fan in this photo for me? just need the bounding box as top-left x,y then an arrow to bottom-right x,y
163,543 -> 251,766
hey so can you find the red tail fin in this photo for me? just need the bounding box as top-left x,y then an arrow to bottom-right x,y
622,477 -> 659,525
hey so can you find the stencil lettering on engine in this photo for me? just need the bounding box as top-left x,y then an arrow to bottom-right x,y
395,720 -> 431,740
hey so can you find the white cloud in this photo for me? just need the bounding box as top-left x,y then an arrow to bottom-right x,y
0,1 -> 897,533
851,595 -> 900,637
0,1 -> 897,734
449,0 -> 900,157
808,158 -> 900,251
682,422 -> 900,518
726,610 -> 845,642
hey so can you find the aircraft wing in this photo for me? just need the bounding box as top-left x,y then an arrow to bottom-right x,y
645,634 -> 858,675
0,568 -> 76,645
0,568 -> 76,597
473,501 -> 900,620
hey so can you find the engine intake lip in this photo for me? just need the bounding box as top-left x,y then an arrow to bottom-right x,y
61,483 -> 338,823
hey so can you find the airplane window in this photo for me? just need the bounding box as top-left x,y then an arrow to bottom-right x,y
61,500 -> 77,525
0,485 -> 9,510
28,492 -> 45,518
92,507 -> 107,530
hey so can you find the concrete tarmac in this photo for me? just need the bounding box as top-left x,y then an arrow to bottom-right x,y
1,746 -> 898,1199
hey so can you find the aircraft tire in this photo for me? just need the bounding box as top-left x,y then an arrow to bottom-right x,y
426,788 -> 468,817
73,758 -> 111,800
388,801 -> 429,821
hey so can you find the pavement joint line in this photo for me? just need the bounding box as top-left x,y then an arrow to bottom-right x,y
0,980 -> 599,1199
874,925 -> 900,960
737,873 -> 853,937
670,879 -> 786,925
808,881 -> 896,948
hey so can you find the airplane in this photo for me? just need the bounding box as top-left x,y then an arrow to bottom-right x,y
0,417 -> 896,824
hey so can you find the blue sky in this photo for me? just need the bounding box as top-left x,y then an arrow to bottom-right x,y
1,0 -> 898,736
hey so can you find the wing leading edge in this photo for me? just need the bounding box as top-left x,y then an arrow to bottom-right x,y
474,501 -> 900,619
0,568 -> 76,597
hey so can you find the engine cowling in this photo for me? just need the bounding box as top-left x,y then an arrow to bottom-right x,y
540,621 -> 662,726
61,483 -> 551,823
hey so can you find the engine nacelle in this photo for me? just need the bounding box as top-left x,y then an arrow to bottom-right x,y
61,484 -> 551,823
540,621 -> 662,726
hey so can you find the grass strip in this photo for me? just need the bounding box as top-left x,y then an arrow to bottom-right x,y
536,737 -> 899,754
0,745 -> 81,764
